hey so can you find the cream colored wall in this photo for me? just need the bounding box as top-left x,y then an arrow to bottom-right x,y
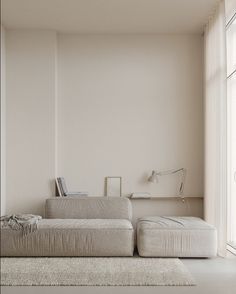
131,197 -> 203,227
58,34 -> 204,198
5,30 -> 57,215
4,31 -> 204,216
1,25 -> 6,215
225,0 -> 236,23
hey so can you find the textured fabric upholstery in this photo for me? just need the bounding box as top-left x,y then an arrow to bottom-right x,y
1,219 -> 134,256
137,216 -> 217,257
45,197 -> 132,220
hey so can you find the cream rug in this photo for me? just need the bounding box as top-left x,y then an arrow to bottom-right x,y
0,257 -> 195,286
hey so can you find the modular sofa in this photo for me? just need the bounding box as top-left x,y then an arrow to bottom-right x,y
1,197 -> 134,256
1,197 -> 217,258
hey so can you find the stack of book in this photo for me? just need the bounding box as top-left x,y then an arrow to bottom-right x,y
129,192 -> 151,199
55,177 -> 88,197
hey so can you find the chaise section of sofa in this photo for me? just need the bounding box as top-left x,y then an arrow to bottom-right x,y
1,197 -> 134,257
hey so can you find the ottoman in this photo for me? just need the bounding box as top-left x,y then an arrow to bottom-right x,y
137,216 -> 217,257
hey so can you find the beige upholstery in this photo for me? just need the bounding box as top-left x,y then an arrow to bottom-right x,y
1,219 -> 134,256
1,197 -> 134,257
137,216 -> 217,257
45,197 -> 132,220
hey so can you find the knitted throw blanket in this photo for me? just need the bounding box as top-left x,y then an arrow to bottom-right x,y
0,214 -> 42,236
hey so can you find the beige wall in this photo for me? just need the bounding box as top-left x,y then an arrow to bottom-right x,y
225,0 -> 236,23
1,25 -> 6,215
4,31 -> 204,216
58,34 -> 204,198
131,197 -> 203,227
6,30 -> 57,215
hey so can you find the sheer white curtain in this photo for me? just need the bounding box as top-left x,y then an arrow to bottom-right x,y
204,0 -> 227,257
226,0 -> 236,252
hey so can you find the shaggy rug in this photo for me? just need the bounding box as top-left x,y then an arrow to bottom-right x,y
0,257 -> 195,286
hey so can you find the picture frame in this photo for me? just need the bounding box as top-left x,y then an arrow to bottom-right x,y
105,177 -> 122,197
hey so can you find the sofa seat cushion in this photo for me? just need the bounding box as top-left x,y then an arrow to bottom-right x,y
1,219 -> 134,257
137,216 -> 217,257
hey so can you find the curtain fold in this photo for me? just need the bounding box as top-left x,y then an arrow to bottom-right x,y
204,0 -> 227,257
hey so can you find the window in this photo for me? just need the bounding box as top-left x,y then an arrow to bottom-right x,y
226,13 -> 236,253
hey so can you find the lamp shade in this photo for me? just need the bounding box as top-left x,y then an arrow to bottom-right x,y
148,170 -> 159,183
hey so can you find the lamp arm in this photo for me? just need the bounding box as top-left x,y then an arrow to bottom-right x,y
157,168 -> 186,198
178,168 -> 186,196
156,168 -> 185,176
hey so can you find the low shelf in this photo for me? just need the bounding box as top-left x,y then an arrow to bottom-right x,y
127,196 -> 203,200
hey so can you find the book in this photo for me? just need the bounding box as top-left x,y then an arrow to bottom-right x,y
56,177 -> 88,197
57,177 -> 66,196
65,191 -> 88,196
55,178 -> 63,197
130,192 -> 151,199
66,193 -> 88,197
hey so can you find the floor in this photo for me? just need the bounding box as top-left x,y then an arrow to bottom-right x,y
1,253 -> 236,294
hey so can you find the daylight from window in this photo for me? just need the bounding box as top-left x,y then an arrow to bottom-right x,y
227,14 -> 236,251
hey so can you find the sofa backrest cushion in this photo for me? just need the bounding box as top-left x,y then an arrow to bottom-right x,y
45,197 -> 132,220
